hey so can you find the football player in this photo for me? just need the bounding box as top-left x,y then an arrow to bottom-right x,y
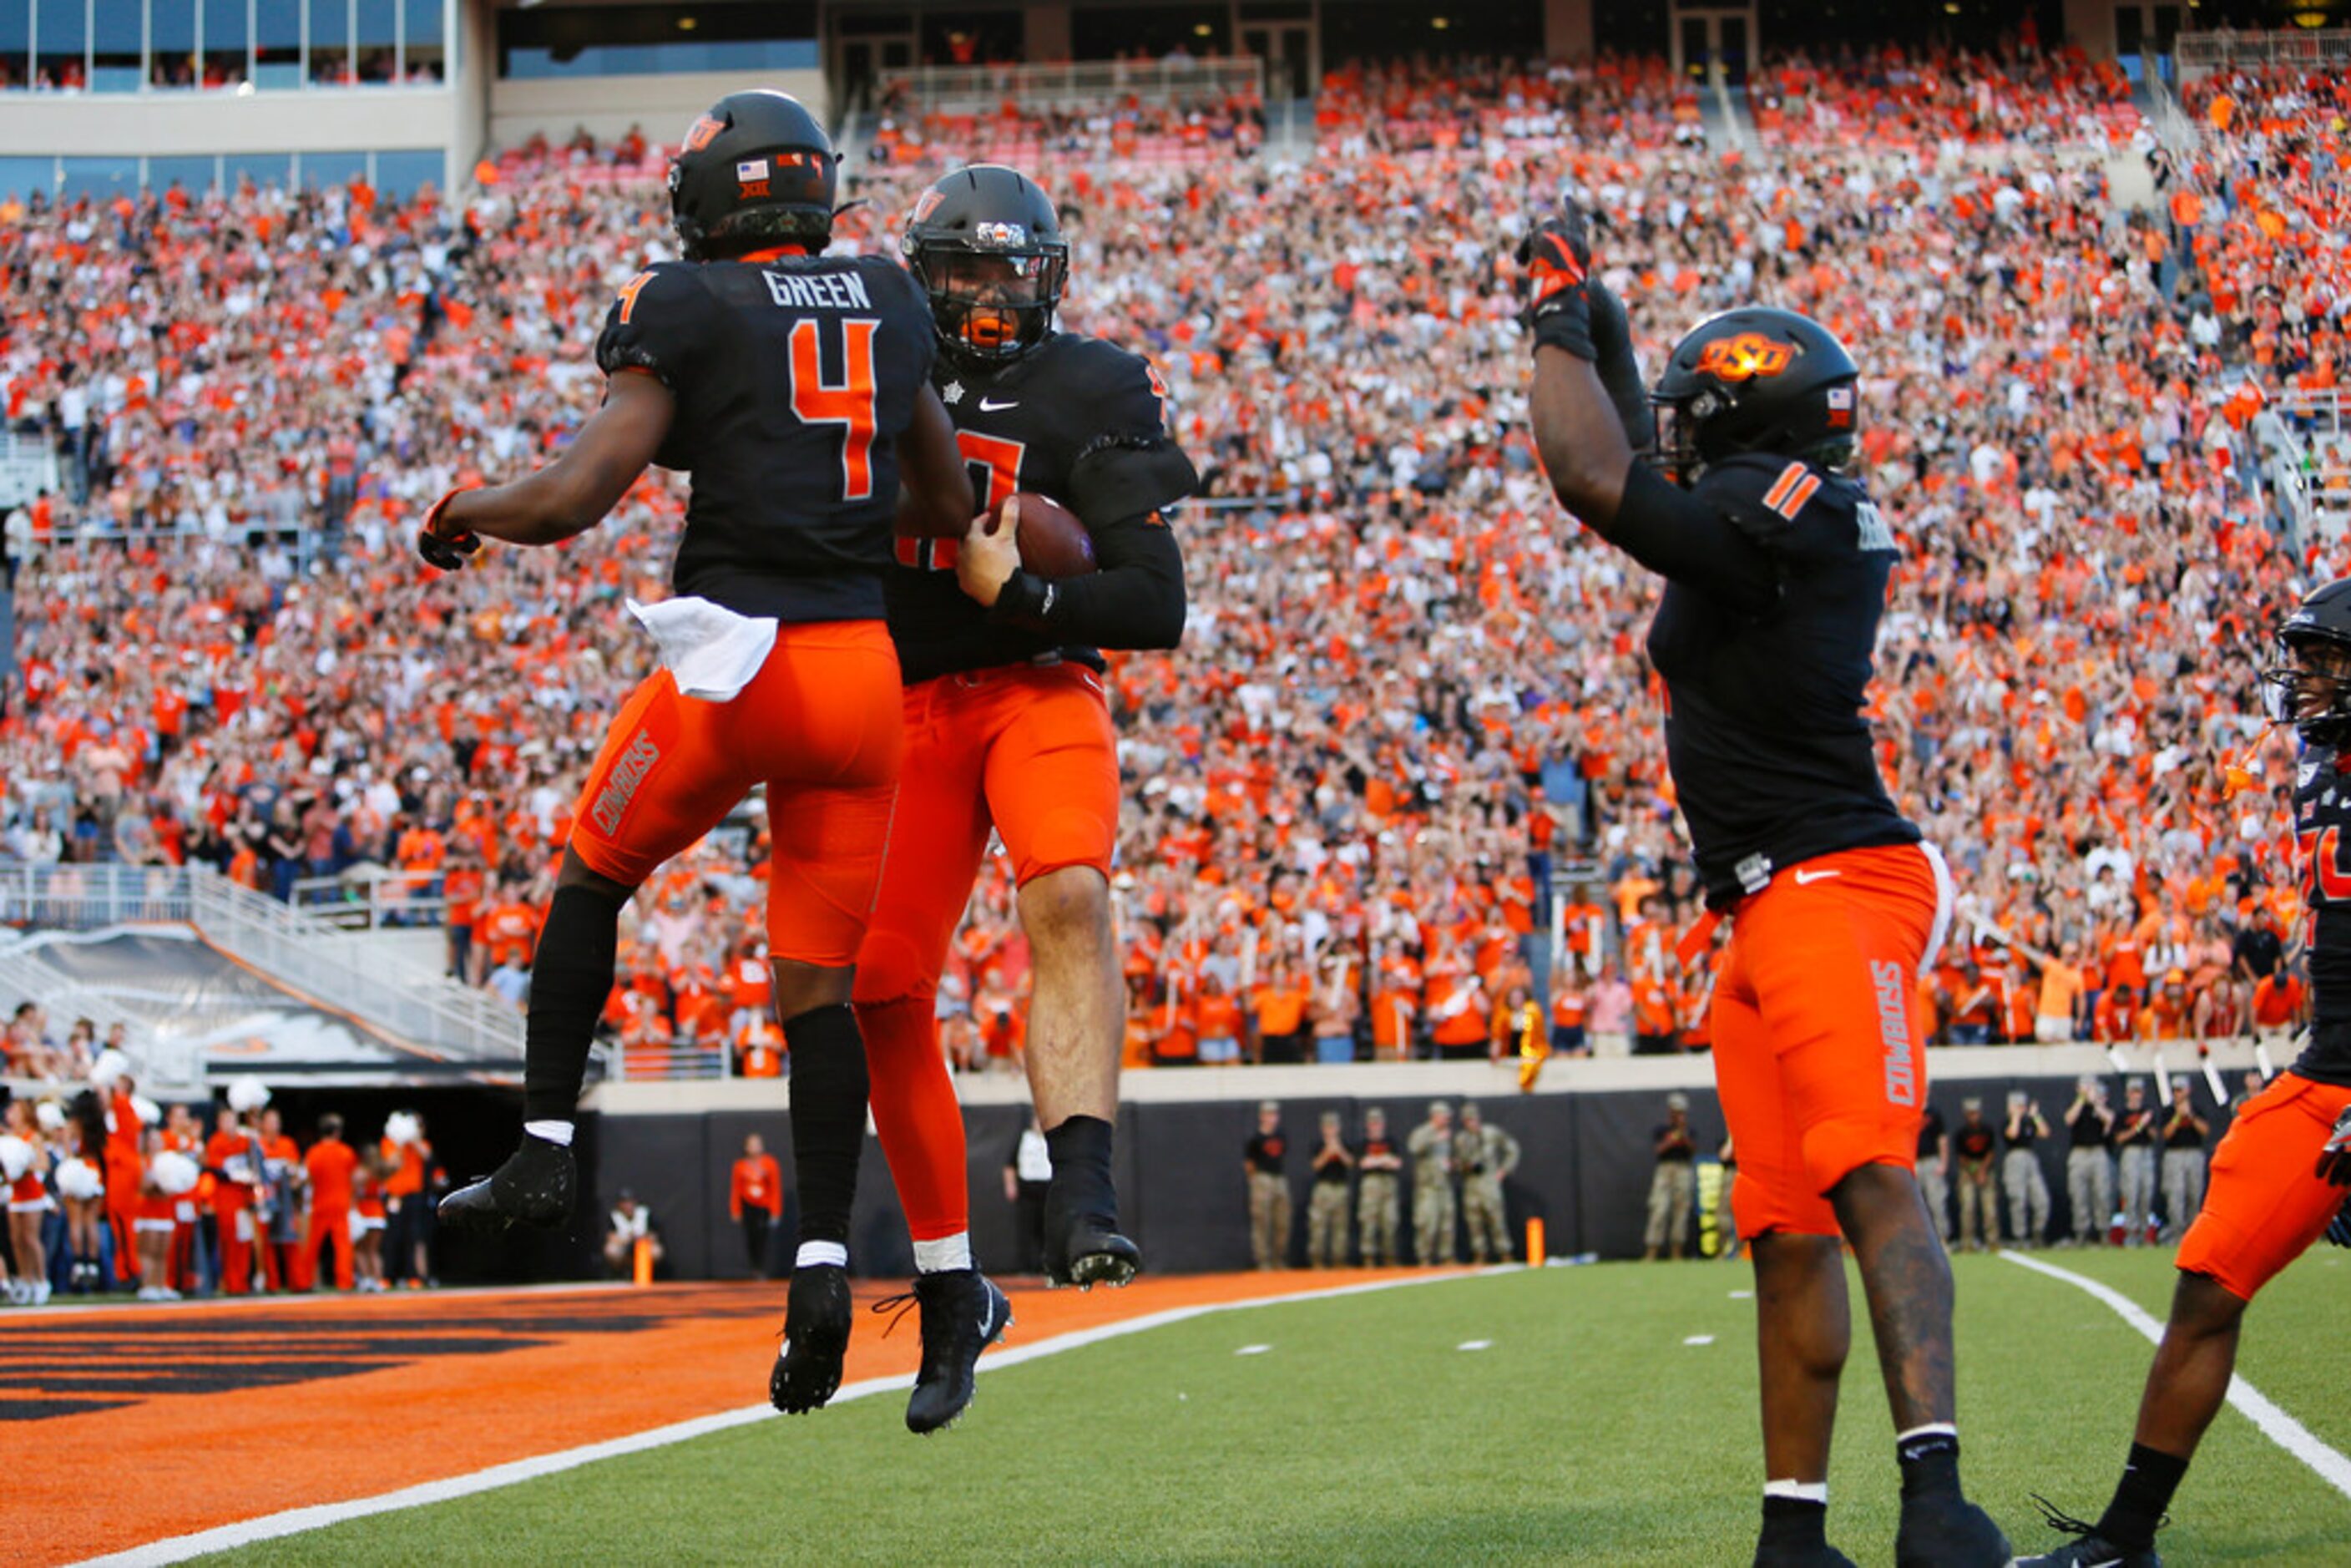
1519,196 -> 2009,1568
2018,586 -> 2351,1568
804,165 -> 1192,1433
432,90 -> 974,1422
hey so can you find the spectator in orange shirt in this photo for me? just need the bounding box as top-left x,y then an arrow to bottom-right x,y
736,1014 -> 785,1078
1251,956 -> 1312,1065
2136,970 -> 2192,1041
1194,972 -> 1243,1065
298,1113 -> 359,1292
729,1133 -> 783,1279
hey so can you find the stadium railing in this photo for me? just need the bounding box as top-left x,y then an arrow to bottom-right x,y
877,54 -> 1263,115
2175,28 -> 2351,73
0,429 -> 58,509
611,1037 -> 726,1083
0,862 -> 523,1065
289,867 -> 450,932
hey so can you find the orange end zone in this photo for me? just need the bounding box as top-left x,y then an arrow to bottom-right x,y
3,1269 -> 1444,1565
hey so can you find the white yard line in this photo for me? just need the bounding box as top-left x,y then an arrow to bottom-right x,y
82,1268 -> 1495,1566
2001,1252 -> 2351,1504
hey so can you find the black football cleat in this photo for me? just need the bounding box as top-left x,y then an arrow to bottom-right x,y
1041,1174 -> 1140,1289
1753,1542 -> 1858,1568
2015,1495 -> 2159,1568
1895,1494 -> 2015,1568
437,1135 -> 575,1232
902,1269 -> 1012,1434
770,1264 -> 852,1414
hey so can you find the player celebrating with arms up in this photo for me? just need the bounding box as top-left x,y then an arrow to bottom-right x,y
432,93 -> 973,1411
2019,584 -> 2351,1568
801,165 -> 1191,1434
1518,196 -> 2008,1568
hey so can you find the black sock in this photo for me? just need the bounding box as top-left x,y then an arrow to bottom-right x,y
521,883 -> 627,1122
2096,1442 -> 2187,1551
1044,1114 -> 1115,1210
1758,1495 -> 1828,1550
1897,1429 -> 1962,1501
785,1004 -> 867,1249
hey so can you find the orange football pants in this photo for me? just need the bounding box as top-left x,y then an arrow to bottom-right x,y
2177,1072 -> 2351,1302
212,1190 -> 257,1295
856,663 -> 1120,1241
296,1204 -> 354,1292
568,620 -> 903,966
1711,842 -> 1950,1240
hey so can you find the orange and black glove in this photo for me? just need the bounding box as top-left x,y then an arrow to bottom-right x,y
417,486 -> 483,573
1516,195 -> 1596,361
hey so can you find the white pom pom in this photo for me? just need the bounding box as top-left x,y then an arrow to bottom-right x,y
0,1135 -> 31,1183
35,1100 -> 66,1133
225,1079 -> 271,1113
383,1111 -> 421,1147
149,1150 -> 200,1196
89,1049 -> 131,1089
55,1156 -> 103,1201
131,1095 -> 160,1127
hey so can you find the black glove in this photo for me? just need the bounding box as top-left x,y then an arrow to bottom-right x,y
1516,196 -> 1596,361
1587,279 -> 1656,455
418,486 -> 483,573
2327,1195 -> 2351,1250
2318,1105 -> 2351,1186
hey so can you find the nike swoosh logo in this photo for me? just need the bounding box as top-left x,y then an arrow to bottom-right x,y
979,1297 -> 998,1337
1792,868 -> 1841,885
978,397 -> 1019,412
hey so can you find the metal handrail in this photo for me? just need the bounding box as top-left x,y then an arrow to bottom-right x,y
289,867 -> 451,931
2176,30 -> 2351,71
0,862 -> 522,1063
878,55 -> 1262,116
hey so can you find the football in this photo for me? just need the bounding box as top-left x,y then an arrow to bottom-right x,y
1004,492 -> 1096,579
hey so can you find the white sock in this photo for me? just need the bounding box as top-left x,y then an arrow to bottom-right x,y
796,1241 -> 848,1271
1763,1479 -> 1829,1504
913,1233 -> 973,1273
523,1120 -> 574,1147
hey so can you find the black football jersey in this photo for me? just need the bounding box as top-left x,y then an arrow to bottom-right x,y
887,332 -> 1182,684
594,254 -> 935,621
1631,453 -> 1920,908
2288,743 -> 2351,1082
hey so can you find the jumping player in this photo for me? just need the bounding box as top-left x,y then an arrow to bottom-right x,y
1519,196 -> 2009,1567
2019,583 -> 2351,1568
432,92 -> 974,1419
792,165 -> 1191,1434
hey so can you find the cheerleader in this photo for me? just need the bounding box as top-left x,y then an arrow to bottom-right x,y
57,1093 -> 109,1292
353,1146 -> 388,1292
2,1099 -> 51,1304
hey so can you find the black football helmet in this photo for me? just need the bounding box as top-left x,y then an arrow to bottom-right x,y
1650,306 -> 1860,486
2264,579 -> 2351,744
902,164 -> 1069,368
669,90 -> 837,262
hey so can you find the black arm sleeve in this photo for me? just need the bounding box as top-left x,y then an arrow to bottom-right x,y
1607,463 -> 1781,615
988,511 -> 1186,650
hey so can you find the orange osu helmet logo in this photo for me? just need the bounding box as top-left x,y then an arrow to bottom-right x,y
1693,332 -> 1797,382
683,113 -> 725,153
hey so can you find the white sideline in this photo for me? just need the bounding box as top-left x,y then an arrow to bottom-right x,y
79,1267 -> 1498,1566
2000,1252 -> 2351,1504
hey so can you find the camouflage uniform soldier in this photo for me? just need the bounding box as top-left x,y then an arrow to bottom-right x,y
1356,1106 -> 1404,1266
1242,1100 -> 1291,1270
1456,1101 -> 1519,1263
1408,1100 -> 1459,1265
1307,1110 -> 1354,1267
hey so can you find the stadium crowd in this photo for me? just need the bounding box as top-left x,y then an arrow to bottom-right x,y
0,38 -> 2336,1095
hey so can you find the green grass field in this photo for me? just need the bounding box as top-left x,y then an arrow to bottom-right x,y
216,1249 -> 2351,1565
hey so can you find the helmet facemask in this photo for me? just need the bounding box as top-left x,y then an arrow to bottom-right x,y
2264,631 -> 2351,744
912,245 -> 1066,367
